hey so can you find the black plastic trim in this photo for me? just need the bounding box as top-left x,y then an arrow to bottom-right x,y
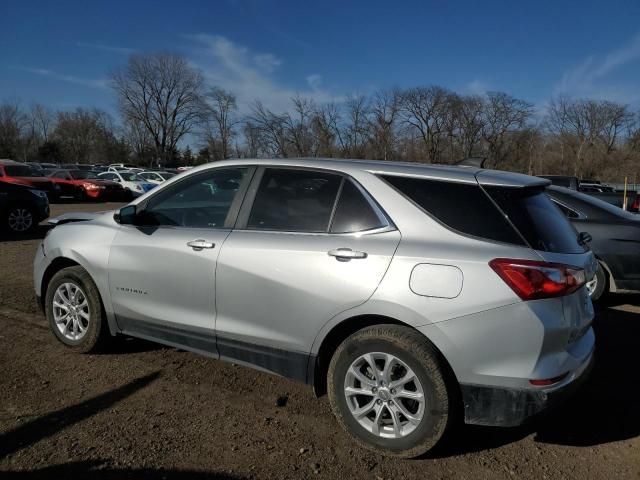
460,357 -> 594,426
118,316 -> 315,385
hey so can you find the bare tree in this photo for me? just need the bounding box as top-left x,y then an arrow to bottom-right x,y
311,102 -> 342,157
481,92 -> 533,167
248,101 -> 289,157
203,87 -> 238,160
284,95 -> 316,157
342,95 -> 370,158
30,104 -> 54,143
0,100 -> 26,159
53,108 -> 122,164
124,118 -> 155,166
110,52 -> 204,164
368,89 -> 400,160
399,86 -> 450,162
454,95 -> 485,159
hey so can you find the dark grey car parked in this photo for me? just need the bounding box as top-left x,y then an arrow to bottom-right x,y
547,185 -> 640,300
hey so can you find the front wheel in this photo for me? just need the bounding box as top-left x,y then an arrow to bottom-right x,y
327,325 -> 455,458
6,206 -> 35,232
45,266 -> 110,353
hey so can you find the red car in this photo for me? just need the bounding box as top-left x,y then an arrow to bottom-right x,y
0,159 -> 60,201
48,169 -> 127,201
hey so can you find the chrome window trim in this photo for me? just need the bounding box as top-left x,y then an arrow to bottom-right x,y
236,165 -> 396,236
549,197 -> 587,220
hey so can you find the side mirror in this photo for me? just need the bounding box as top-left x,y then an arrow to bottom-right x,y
578,231 -> 592,245
114,205 -> 137,225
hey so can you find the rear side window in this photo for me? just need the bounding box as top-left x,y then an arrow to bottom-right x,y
550,199 -> 580,219
248,169 -> 342,232
330,180 -> 386,233
381,176 -> 524,246
485,187 -> 587,253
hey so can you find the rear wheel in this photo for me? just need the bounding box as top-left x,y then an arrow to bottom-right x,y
587,261 -> 608,301
6,206 -> 34,232
327,325 -> 454,458
45,266 -> 110,353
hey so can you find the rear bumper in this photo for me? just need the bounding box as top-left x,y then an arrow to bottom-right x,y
460,349 -> 594,427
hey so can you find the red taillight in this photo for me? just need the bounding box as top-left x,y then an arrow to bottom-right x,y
489,258 -> 586,300
529,372 -> 569,386
631,196 -> 640,212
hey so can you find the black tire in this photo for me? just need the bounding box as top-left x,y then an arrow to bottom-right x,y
45,266 -> 110,353
75,188 -> 87,202
6,205 -> 35,233
327,324 -> 455,458
589,261 -> 608,302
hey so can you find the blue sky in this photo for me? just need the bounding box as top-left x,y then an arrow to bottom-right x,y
2,0 -> 640,115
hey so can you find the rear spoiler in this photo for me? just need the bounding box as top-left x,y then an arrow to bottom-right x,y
454,157 -> 551,189
476,170 -> 551,189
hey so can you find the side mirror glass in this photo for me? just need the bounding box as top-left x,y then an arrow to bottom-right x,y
114,205 -> 137,225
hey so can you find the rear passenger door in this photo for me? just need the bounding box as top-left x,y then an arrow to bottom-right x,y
214,167 -> 401,380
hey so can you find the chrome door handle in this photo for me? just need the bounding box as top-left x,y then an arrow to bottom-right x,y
187,239 -> 215,251
328,248 -> 368,261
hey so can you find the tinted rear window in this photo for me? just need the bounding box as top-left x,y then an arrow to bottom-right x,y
485,186 -> 587,253
381,176 -> 525,246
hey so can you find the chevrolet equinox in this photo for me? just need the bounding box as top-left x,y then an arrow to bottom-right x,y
34,158 -> 596,457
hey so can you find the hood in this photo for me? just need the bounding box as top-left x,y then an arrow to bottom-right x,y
48,210 -> 112,226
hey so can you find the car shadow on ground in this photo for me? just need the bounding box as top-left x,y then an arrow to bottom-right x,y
0,372 -> 161,459
97,335 -> 167,355
0,462 -> 245,480
431,298 -> 640,457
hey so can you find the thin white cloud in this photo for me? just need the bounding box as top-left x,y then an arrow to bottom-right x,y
185,34 -> 341,113
15,66 -> 108,89
462,79 -> 489,96
306,74 -> 323,90
76,42 -> 137,55
555,33 -> 640,102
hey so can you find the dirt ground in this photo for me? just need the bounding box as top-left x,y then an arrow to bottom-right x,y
0,202 -> 638,479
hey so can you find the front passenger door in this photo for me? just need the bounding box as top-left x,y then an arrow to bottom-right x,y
215,168 -> 400,379
108,167 -> 253,353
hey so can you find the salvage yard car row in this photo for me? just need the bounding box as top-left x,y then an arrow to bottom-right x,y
0,159 -> 180,204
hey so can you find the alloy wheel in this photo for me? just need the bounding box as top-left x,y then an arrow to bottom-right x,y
344,352 -> 425,439
52,282 -> 90,341
7,208 -> 33,232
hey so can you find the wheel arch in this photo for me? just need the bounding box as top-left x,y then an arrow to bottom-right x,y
594,256 -> 617,292
310,314 -> 460,402
39,256 -> 117,335
39,257 -> 81,310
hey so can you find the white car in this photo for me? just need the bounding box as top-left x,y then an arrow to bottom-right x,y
138,171 -> 176,185
98,171 -> 156,197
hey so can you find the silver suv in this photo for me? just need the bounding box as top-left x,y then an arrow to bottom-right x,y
34,159 -> 596,457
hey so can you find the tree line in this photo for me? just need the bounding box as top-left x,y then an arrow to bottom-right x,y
2,51 -> 640,181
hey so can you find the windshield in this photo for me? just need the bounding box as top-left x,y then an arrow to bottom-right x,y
160,172 -> 176,180
120,172 -> 142,181
71,170 -> 100,179
5,165 -> 38,177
